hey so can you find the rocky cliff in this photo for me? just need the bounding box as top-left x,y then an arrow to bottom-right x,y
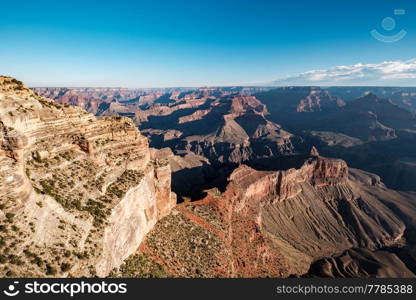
0,76 -> 176,277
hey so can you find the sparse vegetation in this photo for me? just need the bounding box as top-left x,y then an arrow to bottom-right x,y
145,211 -> 226,278
38,98 -> 63,109
111,253 -> 170,278
153,158 -> 169,167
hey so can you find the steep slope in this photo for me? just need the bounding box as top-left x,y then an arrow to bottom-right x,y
138,149 -> 416,277
0,77 -> 176,277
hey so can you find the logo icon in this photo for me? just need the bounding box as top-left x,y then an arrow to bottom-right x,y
371,9 -> 407,42
3,281 -> 20,297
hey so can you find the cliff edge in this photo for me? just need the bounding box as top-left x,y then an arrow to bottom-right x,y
0,76 -> 176,277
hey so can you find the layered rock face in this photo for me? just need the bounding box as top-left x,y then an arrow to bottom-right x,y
140,94 -> 294,165
0,77 -> 175,277
32,87 -> 140,115
308,248 -> 416,277
33,87 -> 193,116
213,154 -> 403,275
296,88 -> 345,112
181,113 -> 293,164
139,149 -> 416,277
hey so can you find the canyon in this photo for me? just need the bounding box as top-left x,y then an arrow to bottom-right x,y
1,78 -> 416,278
137,149 -> 416,277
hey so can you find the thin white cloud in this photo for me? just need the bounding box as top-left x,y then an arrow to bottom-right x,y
271,58 -> 416,86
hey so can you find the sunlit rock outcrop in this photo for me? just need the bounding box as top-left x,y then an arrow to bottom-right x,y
0,76 -> 176,277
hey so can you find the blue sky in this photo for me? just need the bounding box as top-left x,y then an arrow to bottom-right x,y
1,0 -> 415,87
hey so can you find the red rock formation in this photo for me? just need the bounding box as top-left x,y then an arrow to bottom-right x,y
296,89 -> 345,112
230,96 -> 268,114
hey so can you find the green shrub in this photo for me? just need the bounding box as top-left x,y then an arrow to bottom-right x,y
31,256 -> 43,267
46,264 -> 57,275
5,213 -> 15,222
0,255 -> 7,263
61,263 -> 71,272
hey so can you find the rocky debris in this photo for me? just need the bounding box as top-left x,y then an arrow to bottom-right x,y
0,76 -> 176,277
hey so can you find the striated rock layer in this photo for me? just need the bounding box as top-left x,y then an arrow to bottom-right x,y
0,76 -> 176,277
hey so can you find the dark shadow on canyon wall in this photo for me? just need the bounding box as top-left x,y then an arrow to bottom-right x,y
171,162 -> 237,202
